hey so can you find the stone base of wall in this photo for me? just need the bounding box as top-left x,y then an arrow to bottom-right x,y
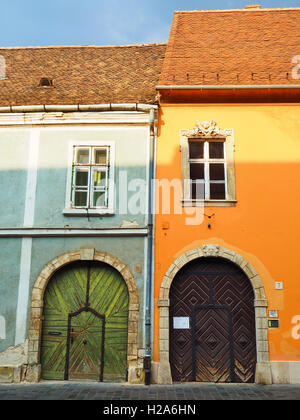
150,362 -> 159,384
255,362 -> 272,385
0,364 -> 41,384
271,362 -> 300,384
0,341 -> 28,366
128,367 -> 145,385
0,341 -> 32,383
0,366 -> 20,383
157,360 -> 172,385
21,364 -> 41,383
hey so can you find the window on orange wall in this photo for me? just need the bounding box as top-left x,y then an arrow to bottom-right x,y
179,126 -> 236,207
188,140 -> 227,200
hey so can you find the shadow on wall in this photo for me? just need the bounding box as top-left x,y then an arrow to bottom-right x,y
0,165 -> 148,228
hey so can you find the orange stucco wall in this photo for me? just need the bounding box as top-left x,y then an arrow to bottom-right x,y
153,102 -> 300,363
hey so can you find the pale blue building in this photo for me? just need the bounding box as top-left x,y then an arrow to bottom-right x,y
0,44 -> 166,383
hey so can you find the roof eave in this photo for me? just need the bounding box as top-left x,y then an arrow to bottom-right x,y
156,85 -> 300,90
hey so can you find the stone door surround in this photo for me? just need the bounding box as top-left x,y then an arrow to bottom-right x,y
157,245 -> 272,385
28,249 -> 140,383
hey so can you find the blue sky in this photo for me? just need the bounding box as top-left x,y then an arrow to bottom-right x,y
1,0 -> 299,47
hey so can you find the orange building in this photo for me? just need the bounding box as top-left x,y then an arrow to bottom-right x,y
152,6 -> 300,385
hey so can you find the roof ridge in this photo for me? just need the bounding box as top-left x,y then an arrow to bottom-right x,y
174,7 -> 300,13
0,42 -> 167,50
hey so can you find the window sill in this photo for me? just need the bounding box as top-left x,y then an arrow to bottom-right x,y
63,208 -> 115,217
181,199 -> 237,207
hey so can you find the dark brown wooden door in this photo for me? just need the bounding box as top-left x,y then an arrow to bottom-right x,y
170,257 -> 256,383
193,307 -> 234,383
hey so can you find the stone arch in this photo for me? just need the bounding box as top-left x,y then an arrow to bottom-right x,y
28,249 -> 139,382
157,245 -> 272,385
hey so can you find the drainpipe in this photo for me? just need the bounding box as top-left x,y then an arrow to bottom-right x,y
144,107 -> 155,385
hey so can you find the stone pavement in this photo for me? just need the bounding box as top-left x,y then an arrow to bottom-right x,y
0,381 -> 299,400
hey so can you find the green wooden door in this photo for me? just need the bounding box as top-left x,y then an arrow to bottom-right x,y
41,261 -> 129,382
68,310 -> 105,381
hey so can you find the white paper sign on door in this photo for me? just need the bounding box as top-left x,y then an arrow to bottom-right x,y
173,317 -> 190,330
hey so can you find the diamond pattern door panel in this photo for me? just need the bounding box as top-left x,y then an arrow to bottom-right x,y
193,308 -> 233,383
169,273 -> 210,382
170,257 -> 256,383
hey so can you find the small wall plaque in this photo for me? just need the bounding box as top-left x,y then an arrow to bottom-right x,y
134,265 -> 142,274
269,311 -> 278,318
173,317 -> 190,330
275,282 -> 284,290
268,320 -> 279,329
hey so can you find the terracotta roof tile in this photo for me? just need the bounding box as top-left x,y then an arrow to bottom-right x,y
159,8 -> 300,86
0,44 -> 166,106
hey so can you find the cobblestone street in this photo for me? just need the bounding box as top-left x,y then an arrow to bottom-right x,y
0,382 -> 299,400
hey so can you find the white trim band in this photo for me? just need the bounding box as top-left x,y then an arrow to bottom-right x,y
0,228 -> 148,237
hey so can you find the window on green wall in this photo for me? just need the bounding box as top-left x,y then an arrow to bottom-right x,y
71,146 -> 111,209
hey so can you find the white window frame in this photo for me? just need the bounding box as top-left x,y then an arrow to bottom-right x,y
63,141 -> 115,216
180,124 -> 236,207
188,140 -> 228,201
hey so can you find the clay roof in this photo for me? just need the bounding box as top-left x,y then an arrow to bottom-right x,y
158,8 -> 300,86
0,43 -> 166,107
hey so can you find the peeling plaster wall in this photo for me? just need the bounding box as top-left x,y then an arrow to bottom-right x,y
0,341 -> 28,367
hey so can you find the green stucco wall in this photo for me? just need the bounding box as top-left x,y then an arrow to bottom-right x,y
0,121 -> 150,353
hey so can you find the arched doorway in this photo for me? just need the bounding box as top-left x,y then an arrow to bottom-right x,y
40,260 -> 129,382
169,257 -> 257,383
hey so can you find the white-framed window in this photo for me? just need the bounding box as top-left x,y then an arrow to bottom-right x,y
64,142 -> 115,216
72,146 -> 110,208
188,139 -> 227,200
180,121 -> 236,207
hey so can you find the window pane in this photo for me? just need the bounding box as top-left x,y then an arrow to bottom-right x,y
75,170 -> 89,186
209,163 -> 225,181
190,163 -> 204,180
93,191 -> 106,207
189,142 -> 204,159
191,182 -> 205,200
74,191 -> 88,207
209,142 -> 224,159
93,169 -> 106,188
210,183 -> 225,199
94,149 -> 107,165
76,149 -> 90,164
